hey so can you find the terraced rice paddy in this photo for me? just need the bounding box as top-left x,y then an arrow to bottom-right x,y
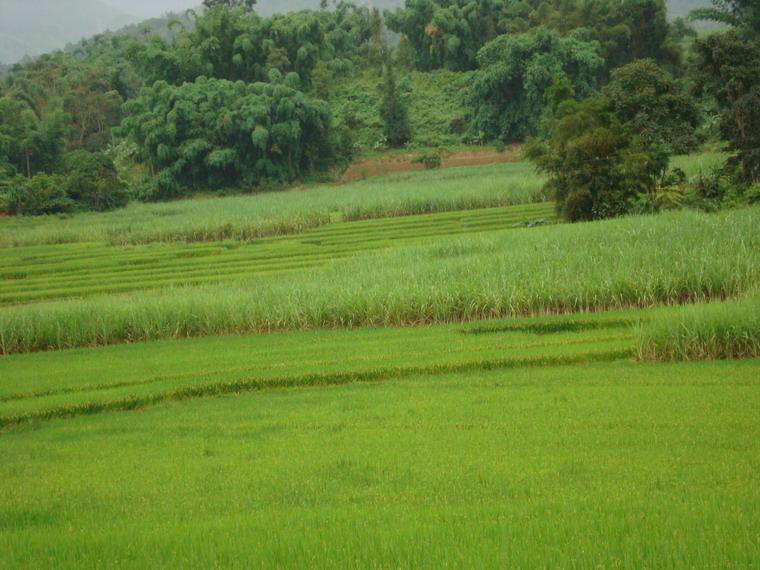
0,202 -> 555,305
0,153 -> 724,248
0,310 -> 635,427
0,161 -> 548,247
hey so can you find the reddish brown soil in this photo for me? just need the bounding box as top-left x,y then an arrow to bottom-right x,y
339,145 -> 523,183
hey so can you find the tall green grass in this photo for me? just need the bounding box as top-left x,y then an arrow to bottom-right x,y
637,294 -> 760,361
0,203 -> 556,305
2,207 -> 757,354
0,162 -> 546,247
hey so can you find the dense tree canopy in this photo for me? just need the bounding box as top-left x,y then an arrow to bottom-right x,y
0,96 -> 65,178
385,0 -> 505,71
604,59 -> 700,154
128,4 -> 375,87
0,0 -> 756,216
121,77 -> 334,197
386,0 -> 680,73
470,28 -> 603,142
526,96 -> 669,221
696,33 -> 760,184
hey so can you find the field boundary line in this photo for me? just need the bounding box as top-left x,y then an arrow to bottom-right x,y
0,349 -> 631,432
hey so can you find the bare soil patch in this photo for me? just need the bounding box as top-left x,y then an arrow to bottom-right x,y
340,146 -> 522,183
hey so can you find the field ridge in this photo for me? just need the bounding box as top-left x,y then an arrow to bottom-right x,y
0,348 -> 631,431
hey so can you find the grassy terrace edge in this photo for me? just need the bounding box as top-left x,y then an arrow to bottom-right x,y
0,351 -> 629,431
0,153 -> 724,248
637,294 -> 760,361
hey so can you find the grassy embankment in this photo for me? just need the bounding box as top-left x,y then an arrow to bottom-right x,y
637,293 -> 760,360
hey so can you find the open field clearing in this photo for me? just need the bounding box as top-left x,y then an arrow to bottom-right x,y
0,308 -> 757,567
0,161 -> 547,247
0,202 -> 556,305
0,155 -> 756,568
1,206 -> 757,354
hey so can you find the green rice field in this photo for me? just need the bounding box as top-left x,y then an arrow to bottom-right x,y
0,309 -> 758,567
0,202 -> 556,306
0,156 -> 758,568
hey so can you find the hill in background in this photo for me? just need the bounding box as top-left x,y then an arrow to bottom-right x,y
1,0 -> 714,65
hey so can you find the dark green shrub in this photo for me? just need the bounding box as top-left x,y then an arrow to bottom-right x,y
604,59 -> 701,154
3,174 -> 73,215
563,190 -> 594,222
412,152 -> 443,170
525,97 -> 670,222
63,151 -> 128,212
448,115 -> 466,135
746,185 -> 760,204
379,65 -> 411,148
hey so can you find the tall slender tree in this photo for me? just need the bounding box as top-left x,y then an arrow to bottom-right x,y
379,64 -> 411,148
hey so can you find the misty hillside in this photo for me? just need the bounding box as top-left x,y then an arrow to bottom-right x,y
0,0 -> 137,64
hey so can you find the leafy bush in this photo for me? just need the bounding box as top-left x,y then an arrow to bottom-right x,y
412,151 -> 443,170
3,174 -> 73,216
63,151 -> 128,212
604,59 -> 701,154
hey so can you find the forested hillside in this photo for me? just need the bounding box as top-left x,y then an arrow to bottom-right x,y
1,0 -> 712,65
1,0 -> 758,217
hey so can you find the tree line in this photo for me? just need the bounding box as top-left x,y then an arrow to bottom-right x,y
0,0 -> 758,220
